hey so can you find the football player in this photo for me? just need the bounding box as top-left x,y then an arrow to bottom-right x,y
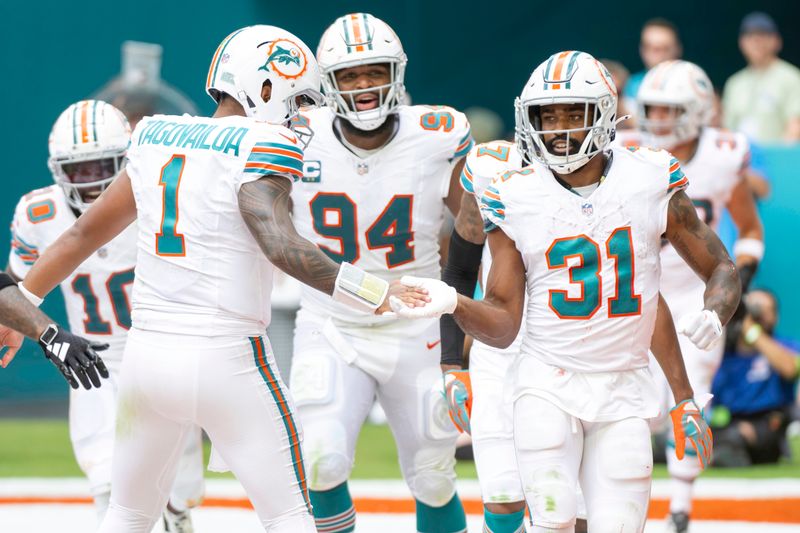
391,51 -> 741,532
5,100 -> 205,531
288,13 -> 471,533
623,60 -> 764,533
0,25 -> 424,533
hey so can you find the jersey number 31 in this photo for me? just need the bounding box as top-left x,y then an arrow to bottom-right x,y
546,227 -> 641,319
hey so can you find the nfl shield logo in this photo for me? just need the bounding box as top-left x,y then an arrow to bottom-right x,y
356,162 -> 369,175
581,203 -> 593,217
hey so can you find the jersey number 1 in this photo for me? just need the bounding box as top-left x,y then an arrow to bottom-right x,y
545,227 -> 641,319
156,155 -> 186,256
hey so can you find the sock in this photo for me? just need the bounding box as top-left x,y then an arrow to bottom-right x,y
483,507 -> 525,532
309,482 -> 356,533
416,493 -> 467,533
669,477 -> 694,514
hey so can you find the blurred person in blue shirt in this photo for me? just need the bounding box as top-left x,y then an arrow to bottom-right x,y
623,18 -> 682,124
712,289 -> 800,466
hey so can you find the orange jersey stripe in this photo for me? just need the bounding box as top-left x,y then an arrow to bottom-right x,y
245,162 -> 302,175
483,190 -> 501,201
669,176 -> 689,189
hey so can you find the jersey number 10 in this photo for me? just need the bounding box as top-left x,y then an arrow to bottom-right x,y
546,227 -> 641,319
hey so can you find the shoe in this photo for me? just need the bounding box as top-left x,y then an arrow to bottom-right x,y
163,505 -> 194,533
664,511 -> 689,533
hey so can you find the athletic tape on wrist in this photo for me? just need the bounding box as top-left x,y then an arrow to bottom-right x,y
332,262 -> 388,313
733,238 -> 764,261
18,283 -> 43,307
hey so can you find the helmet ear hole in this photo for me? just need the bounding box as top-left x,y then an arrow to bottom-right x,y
261,80 -> 272,104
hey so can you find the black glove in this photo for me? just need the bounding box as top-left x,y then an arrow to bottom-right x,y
38,324 -> 110,390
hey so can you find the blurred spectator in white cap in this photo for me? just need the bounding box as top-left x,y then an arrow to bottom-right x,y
723,12 -> 800,143
622,18 -> 683,123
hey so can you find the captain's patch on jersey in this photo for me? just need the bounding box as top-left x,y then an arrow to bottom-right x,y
302,160 -> 322,183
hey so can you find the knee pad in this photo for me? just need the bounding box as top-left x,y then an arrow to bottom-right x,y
406,448 -> 457,507
588,506 -> 645,533
598,432 -> 652,492
527,467 -> 577,529
305,449 -> 351,491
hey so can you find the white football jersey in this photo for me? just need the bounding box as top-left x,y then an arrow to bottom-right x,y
480,145 -> 688,374
9,185 -> 137,361
126,114 -> 305,337
460,140 -> 525,357
616,127 -> 749,300
291,105 -> 473,326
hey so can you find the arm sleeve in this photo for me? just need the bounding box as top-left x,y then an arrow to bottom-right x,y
440,230 -> 484,366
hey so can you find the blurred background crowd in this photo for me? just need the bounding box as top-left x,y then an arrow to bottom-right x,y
0,0 -> 798,469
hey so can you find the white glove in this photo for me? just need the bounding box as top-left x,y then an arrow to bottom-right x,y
389,276 -> 457,319
677,309 -> 723,350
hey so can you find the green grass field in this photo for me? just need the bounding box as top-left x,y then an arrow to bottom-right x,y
0,419 -> 798,480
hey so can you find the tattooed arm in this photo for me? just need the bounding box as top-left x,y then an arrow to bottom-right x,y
238,176 -> 340,295
0,286 -> 51,339
665,190 -> 740,324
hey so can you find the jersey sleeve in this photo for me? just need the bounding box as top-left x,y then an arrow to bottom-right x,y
479,179 -> 507,234
239,126 -> 304,190
460,141 -> 517,200
660,152 -> 689,234
8,197 -> 42,278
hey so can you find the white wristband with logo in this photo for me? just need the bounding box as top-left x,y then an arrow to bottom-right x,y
18,283 -> 44,307
332,262 -> 388,314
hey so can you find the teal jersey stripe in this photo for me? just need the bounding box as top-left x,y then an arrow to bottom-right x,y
253,141 -> 303,156
249,337 -> 312,513
668,156 -> 687,185
453,137 -> 474,159
459,165 -> 475,194
209,28 -> 246,87
457,130 -> 472,147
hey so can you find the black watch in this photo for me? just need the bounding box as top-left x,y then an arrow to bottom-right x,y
39,324 -> 59,345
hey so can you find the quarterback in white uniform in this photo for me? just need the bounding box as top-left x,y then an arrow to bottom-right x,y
392,51 -> 741,533
8,26 -> 422,533
6,100 -> 204,530
288,13 -> 471,533
621,60 -> 764,533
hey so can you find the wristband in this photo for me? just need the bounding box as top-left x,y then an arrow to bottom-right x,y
744,323 -> 763,345
332,262 -> 388,313
0,272 -> 16,292
733,238 -> 765,262
18,283 -> 44,307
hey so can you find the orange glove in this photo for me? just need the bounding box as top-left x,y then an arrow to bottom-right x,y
670,398 -> 713,469
443,370 -> 472,434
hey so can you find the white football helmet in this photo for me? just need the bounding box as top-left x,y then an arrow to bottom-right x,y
206,25 -> 323,145
515,51 -> 618,174
317,13 -> 407,131
636,60 -> 714,149
48,100 -> 130,211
